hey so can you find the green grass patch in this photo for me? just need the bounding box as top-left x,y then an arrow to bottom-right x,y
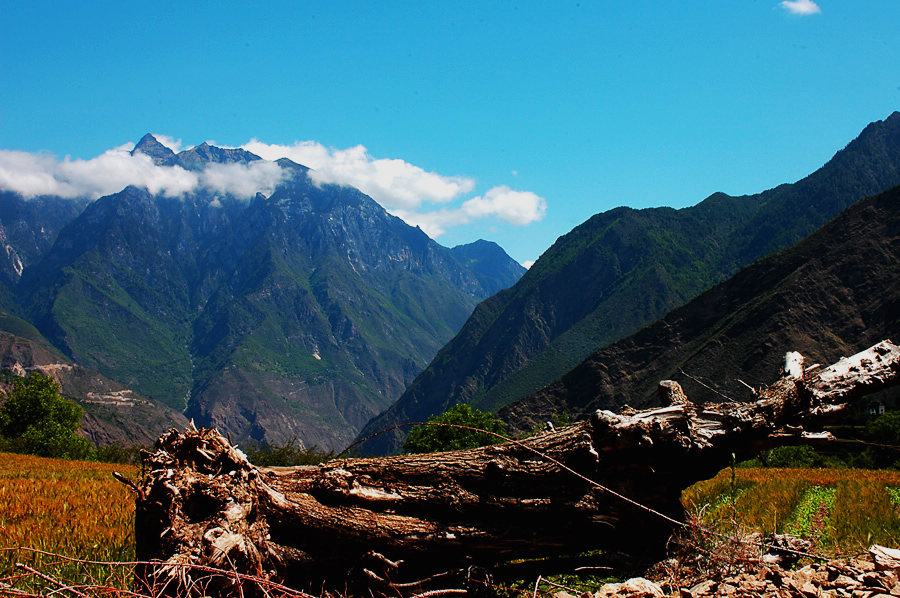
684,468 -> 900,555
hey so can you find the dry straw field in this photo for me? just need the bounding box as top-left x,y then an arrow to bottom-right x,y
3,451 -> 900,594
0,452 -> 138,591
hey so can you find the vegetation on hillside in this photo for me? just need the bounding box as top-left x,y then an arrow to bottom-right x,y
0,371 -> 93,459
357,113 -> 900,455
0,369 -> 143,463
403,403 -> 506,453
244,437 -> 336,466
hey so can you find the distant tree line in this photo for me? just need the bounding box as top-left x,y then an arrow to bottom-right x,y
739,407 -> 900,470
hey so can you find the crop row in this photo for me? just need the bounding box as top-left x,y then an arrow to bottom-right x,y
684,467 -> 900,554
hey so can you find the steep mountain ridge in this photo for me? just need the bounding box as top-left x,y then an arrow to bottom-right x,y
450,239 -> 530,297
0,192 -> 91,307
500,185 -> 900,432
355,111 -> 900,454
131,134 -> 262,169
7,136 -> 524,449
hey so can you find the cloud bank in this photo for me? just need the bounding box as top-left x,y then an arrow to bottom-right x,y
241,140 -> 546,237
0,135 -> 546,239
241,140 -> 475,210
0,145 -> 285,200
779,0 -> 821,15
389,186 -> 547,238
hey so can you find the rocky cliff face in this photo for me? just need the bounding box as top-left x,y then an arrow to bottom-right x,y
0,192 -> 90,303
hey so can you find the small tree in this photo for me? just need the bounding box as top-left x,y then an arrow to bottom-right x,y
403,403 -> 506,454
0,371 -> 93,460
863,410 -> 900,468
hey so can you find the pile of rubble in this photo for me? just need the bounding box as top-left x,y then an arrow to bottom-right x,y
669,556 -> 900,597
560,545 -> 900,598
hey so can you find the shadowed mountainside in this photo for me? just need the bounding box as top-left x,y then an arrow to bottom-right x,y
356,111 -> 900,454
500,186 -> 900,433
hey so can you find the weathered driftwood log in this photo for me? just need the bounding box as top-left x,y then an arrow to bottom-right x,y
134,340 -> 900,595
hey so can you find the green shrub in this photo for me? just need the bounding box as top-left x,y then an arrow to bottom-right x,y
94,444 -> 142,464
0,372 -> 93,460
403,403 -> 506,454
244,437 -> 335,466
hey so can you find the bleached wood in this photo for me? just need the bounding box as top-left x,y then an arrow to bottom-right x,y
784,351 -> 805,379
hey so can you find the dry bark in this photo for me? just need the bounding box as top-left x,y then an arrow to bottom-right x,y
133,340 -> 900,596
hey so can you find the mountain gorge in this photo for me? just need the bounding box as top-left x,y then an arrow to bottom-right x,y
0,137 -> 524,449
356,111 -> 900,454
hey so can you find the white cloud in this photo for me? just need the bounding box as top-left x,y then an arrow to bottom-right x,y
0,151 -> 78,198
522,260 -> 536,269
199,161 -> 287,198
241,139 -> 547,238
240,139 -> 475,210
779,0 -> 821,15
0,147 -> 198,198
1,136 -> 547,241
0,143 -> 283,200
462,186 -> 547,225
154,134 -> 184,153
389,185 -> 547,238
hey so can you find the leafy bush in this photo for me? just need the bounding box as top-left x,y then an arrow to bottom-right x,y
762,445 -> 849,468
244,437 -> 335,466
0,372 -> 93,460
403,403 -> 506,453
863,411 -> 900,468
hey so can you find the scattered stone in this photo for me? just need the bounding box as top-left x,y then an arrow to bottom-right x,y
593,577 -> 665,597
870,545 -> 900,571
649,545 -> 900,598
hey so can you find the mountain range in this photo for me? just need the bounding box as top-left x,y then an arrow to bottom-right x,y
355,111 -> 900,454
0,137 -> 524,449
2,113 -> 899,455
499,184 -> 900,431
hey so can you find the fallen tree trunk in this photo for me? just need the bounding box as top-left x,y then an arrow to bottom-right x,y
134,340 -> 900,596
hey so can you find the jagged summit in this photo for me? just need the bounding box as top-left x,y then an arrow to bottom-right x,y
130,134 -> 263,170
172,142 -> 261,170
131,133 -> 175,164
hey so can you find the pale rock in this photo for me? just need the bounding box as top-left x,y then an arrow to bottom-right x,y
593,577 -> 664,598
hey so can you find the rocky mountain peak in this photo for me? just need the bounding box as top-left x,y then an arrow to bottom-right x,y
131,134 -> 176,165
171,142 -> 262,171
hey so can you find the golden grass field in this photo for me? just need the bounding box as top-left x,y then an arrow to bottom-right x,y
2,451 -> 900,593
0,451 -> 138,590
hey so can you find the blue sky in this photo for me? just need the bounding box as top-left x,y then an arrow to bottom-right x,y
1,1 -> 898,265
